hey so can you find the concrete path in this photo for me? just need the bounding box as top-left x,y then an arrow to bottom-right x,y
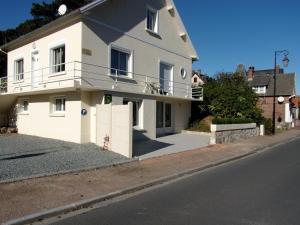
1,128 -> 300,224
134,133 -> 210,159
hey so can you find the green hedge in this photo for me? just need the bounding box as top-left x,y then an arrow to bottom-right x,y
212,118 -> 255,125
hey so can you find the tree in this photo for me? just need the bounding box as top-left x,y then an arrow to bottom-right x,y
194,72 -> 263,123
0,0 -> 92,77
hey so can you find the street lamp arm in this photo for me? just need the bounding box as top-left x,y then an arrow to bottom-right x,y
275,50 -> 289,57
0,48 -> 7,55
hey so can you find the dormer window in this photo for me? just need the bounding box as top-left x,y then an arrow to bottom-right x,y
146,7 -> 158,33
253,86 -> 266,94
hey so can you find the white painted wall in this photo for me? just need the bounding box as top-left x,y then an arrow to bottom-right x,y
16,91 -> 82,143
96,103 -> 133,158
81,0 -> 193,98
7,22 -> 83,93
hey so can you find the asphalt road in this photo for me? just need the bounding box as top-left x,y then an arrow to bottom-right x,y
49,137 -> 300,225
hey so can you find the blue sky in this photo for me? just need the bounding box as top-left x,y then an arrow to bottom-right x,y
0,0 -> 299,93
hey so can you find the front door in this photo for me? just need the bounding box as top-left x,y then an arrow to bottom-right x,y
156,101 -> 173,136
31,51 -> 40,88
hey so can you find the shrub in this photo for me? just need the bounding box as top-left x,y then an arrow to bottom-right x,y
188,116 -> 213,132
212,118 -> 254,125
262,118 -> 273,135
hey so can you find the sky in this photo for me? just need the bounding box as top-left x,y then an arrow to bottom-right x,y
0,0 -> 299,93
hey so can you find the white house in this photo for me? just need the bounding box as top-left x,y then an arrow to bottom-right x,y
0,0 -> 201,158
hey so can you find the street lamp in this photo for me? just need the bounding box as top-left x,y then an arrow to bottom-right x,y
272,50 -> 290,135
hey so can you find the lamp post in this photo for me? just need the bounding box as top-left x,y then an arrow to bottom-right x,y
272,50 -> 290,135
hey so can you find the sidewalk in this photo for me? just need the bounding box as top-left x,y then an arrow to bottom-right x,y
1,128 -> 300,225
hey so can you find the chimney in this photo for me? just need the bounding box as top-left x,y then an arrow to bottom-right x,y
275,65 -> 281,74
247,66 -> 255,81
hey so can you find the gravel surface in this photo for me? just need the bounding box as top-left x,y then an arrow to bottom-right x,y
0,134 -> 130,182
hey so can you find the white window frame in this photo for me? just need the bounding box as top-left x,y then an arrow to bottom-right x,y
14,58 -> 24,82
253,86 -> 266,94
18,98 -> 29,114
158,60 -> 174,95
53,97 -> 66,113
146,6 -> 159,34
109,45 -> 133,78
49,43 -> 66,75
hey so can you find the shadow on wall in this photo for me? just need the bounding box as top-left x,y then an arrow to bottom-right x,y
84,0 -> 165,45
133,129 -> 173,157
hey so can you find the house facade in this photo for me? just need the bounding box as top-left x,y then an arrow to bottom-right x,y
247,66 -> 297,126
0,0 -> 201,157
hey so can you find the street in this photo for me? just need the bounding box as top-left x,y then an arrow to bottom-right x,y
45,137 -> 300,225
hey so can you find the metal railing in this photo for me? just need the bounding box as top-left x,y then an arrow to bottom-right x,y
1,61 -> 203,100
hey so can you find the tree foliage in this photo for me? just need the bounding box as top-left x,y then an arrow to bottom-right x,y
195,73 -> 263,123
0,0 -> 92,77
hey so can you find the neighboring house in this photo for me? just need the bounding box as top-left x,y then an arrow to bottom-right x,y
247,66 -> 297,125
191,70 -> 210,87
0,0 -> 201,157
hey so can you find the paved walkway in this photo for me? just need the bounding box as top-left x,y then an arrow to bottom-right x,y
1,128 -> 300,224
134,132 -> 210,159
0,134 -> 130,182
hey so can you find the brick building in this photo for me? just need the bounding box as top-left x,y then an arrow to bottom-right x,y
247,66 -> 297,125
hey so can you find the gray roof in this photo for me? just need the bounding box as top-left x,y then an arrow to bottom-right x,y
250,73 -> 296,96
251,74 -> 271,86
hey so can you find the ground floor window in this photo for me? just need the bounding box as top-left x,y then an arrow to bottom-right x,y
19,99 -> 29,113
54,97 -> 66,112
123,99 -> 140,127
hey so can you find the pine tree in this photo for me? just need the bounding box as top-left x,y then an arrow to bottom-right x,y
0,0 -> 92,77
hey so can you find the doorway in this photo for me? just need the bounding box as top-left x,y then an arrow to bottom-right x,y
31,51 -> 41,88
156,101 -> 173,136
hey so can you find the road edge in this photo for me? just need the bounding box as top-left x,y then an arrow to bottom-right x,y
3,134 -> 300,225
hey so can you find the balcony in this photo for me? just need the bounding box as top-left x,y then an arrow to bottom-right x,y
1,61 -> 203,101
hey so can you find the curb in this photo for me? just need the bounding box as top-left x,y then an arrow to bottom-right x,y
4,134 -> 300,225
0,158 -> 138,185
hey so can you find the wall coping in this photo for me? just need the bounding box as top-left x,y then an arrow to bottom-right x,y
211,123 -> 257,132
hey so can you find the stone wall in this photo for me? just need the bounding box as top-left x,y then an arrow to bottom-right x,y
210,123 -> 260,144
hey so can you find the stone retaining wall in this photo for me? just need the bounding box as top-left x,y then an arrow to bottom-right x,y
210,123 -> 260,144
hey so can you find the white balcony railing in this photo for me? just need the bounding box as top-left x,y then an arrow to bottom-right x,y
1,61 -> 203,100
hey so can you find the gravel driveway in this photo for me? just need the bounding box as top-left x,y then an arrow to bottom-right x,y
0,134 -> 130,182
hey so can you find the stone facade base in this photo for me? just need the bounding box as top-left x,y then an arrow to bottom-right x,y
210,123 -> 260,144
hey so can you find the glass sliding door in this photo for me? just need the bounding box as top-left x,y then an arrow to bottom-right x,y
156,101 -> 173,135
165,103 -> 172,128
156,101 -> 164,128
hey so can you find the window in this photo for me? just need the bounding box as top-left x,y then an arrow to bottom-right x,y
110,48 -> 132,77
23,100 -> 29,112
19,99 -> 29,113
51,45 -> 65,74
54,97 -> 66,112
253,86 -> 266,94
193,77 -> 198,83
146,7 -> 158,33
159,62 -> 173,94
15,59 -> 24,81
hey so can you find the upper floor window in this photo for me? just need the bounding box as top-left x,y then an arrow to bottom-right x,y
253,86 -> 266,94
110,47 -> 132,77
146,7 -> 158,33
14,59 -> 24,81
51,45 -> 65,74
